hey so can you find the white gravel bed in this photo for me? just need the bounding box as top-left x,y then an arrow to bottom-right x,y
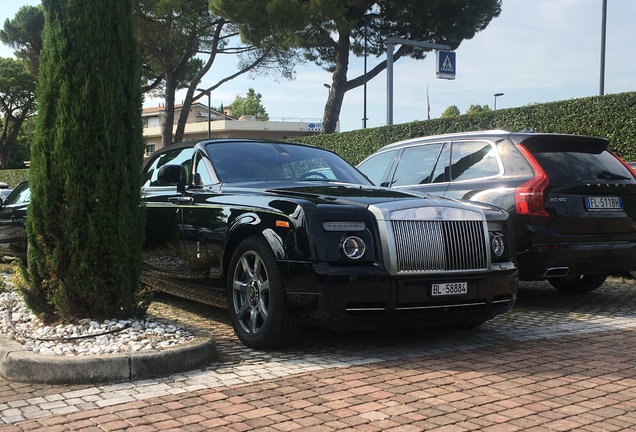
0,276 -> 196,356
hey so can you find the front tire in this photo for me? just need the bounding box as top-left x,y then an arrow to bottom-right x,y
227,236 -> 299,349
548,274 -> 607,293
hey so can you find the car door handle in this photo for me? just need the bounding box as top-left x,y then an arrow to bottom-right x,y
168,196 -> 193,205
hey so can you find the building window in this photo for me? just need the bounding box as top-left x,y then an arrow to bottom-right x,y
148,116 -> 161,128
145,143 -> 156,157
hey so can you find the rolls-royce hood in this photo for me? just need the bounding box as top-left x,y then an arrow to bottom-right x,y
267,183 -> 506,215
216,182 -> 509,222
267,183 -> 441,207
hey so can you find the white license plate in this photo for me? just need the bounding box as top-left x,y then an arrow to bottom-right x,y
432,282 -> 468,296
585,196 -> 623,211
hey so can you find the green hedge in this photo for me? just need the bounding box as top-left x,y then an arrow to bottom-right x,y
0,169 -> 29,188
4,92 -> 634,186
293,91 -> 636,165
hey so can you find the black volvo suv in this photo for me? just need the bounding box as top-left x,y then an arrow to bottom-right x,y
358,130 -> 636,293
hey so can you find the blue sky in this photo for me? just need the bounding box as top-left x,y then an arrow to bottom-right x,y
2,0 -> 635,132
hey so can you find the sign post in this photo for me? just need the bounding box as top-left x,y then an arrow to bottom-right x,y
386,37 -> 453,126
436,50 -> 456,80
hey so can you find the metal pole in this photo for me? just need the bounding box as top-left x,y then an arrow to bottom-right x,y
207,92 -> 211,139
600,0 -> 607,95
385,38 -> 451,127
387,42 -> 394,126
494,93 -> 503,110
363,22 -> 368,129
196,88 -> 212,138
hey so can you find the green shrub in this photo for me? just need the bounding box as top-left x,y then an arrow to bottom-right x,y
0,169 -> 29,188
23,0 -> 146,322
294,92 -> 636,165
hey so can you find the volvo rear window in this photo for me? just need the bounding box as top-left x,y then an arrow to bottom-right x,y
524,140 -> 633,184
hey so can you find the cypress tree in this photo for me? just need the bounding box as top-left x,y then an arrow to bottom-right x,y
23,0 -> 146,321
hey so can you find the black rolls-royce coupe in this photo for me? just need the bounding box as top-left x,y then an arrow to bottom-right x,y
139,139 -> 518,348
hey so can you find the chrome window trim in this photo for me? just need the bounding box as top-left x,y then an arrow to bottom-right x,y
386,139 -> 505,187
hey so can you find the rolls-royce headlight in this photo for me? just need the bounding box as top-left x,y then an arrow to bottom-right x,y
341,236 -> 366,259
490,233 -> 505,257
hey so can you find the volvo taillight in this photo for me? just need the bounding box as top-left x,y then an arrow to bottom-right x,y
612,152 -> 636,180
515,145 -> 549,217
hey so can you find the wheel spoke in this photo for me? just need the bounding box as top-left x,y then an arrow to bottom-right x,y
236,301 -> 251,321
253,255 -> 264,281
259,275 -> 269,293
249,308 -> 261,333
258,297 -> 269,320
258,278 -> 270,318
241,255 -> 255,279
232,279 -> 248,294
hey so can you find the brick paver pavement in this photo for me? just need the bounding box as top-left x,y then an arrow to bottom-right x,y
1,278 -> 636,431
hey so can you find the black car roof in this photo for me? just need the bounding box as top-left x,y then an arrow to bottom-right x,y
142,138 -> 336,170
141,139 -> 260,170
145,138 -> 324,155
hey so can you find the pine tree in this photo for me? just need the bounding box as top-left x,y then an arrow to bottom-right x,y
23,0 -> 146,321
231,88 -> 269,120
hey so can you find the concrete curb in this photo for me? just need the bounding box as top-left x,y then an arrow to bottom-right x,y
0,328 -> 216,384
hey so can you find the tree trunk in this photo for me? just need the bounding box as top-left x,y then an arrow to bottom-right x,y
0,117 -> 24,169
174,20 -> 226,144
322,33 -> 350,134
162,72 -> 177,147
322,43 -> 414,133
0,116 -> 9,169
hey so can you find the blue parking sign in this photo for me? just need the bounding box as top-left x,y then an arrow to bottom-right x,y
436,50 -> 456,80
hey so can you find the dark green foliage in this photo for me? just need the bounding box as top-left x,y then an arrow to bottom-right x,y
465,104 -> 491,114
293,92 -> 636,165
231,88 -> 269,120
23,0 -> 146,322
212,0 -> 503,134
0,57 -> 37,169
440,105 -> 460,118
9,116 -> 35,169
0,4 -> 44,76
0,169 -> 29,187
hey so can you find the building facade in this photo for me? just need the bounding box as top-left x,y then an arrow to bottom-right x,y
142,103 -> 329,156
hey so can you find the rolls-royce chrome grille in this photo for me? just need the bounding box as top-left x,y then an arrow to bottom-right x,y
391,220 -> 488,273
368,200 -> 490,276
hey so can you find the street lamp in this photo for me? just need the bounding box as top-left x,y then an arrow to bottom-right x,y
600,0 -> 607,95
361,13 -> 379,129
362,18 -> 369,129
494,92 -> 504,110
196,88 -> 211,139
